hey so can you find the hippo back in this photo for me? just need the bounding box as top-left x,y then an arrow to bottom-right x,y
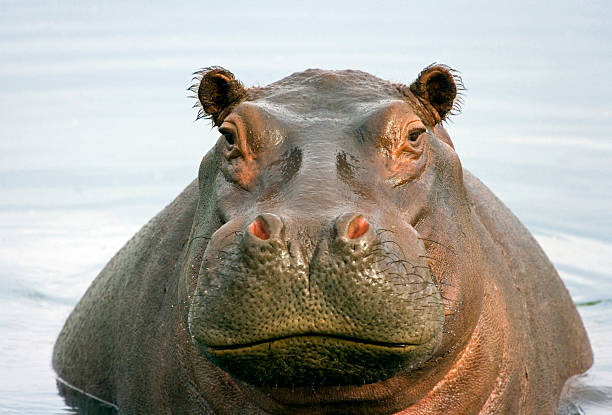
463,169 -> 592,412
53,180 -> 200,409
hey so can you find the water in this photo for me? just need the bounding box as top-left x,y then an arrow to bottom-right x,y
1,1 -> 611,413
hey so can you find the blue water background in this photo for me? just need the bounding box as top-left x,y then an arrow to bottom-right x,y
0,1 -> 611,413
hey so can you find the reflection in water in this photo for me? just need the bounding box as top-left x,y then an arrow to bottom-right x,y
560,376 -> 612,415
57,380 -> 118,415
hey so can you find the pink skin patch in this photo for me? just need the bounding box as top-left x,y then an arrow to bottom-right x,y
249,217 -> 270,240
347,215 -> 369,239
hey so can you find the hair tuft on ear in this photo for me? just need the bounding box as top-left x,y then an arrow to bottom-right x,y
188,66 -> 246,126
406,63 -> 465,123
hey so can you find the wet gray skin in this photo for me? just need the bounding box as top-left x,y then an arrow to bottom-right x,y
53,66 -> 591,413
186,68 -> 471,387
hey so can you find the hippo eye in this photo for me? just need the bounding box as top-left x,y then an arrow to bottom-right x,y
221,131 -> 235,146
218,124 -> 243,160
407,128 -> 425,142
219,124 -> 238,149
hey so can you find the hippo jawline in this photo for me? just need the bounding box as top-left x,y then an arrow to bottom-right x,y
194,331 -> 437,387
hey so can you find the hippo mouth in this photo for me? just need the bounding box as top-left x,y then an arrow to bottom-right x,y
206,332 -> 424,350
199,332 -> 434,387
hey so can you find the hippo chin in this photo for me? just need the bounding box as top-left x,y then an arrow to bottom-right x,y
53,65 -> 592,414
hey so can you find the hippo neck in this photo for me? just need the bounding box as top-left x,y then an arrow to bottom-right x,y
396,280 -> 516,414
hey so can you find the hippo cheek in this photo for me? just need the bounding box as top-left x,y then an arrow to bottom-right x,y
188,214 -> 444,387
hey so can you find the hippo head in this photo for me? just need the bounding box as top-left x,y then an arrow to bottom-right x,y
184,66 -> 483,395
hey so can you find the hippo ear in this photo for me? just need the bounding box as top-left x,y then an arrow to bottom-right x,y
189,67 -> 246,126
409,64 -> 464,122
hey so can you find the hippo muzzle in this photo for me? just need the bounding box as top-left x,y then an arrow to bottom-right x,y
188,211 -> 443,386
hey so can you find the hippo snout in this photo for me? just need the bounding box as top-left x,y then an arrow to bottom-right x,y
188,212 -> 444,386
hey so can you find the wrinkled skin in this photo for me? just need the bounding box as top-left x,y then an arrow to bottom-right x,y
53,66 -> 592,414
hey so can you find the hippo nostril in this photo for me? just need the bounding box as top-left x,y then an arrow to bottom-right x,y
248,217 -> 270,240
334,213 -> 375,245
347,215 -> 369,239
244,213 -> 284,245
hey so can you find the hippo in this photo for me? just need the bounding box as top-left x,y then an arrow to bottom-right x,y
53,64 -> 592,414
